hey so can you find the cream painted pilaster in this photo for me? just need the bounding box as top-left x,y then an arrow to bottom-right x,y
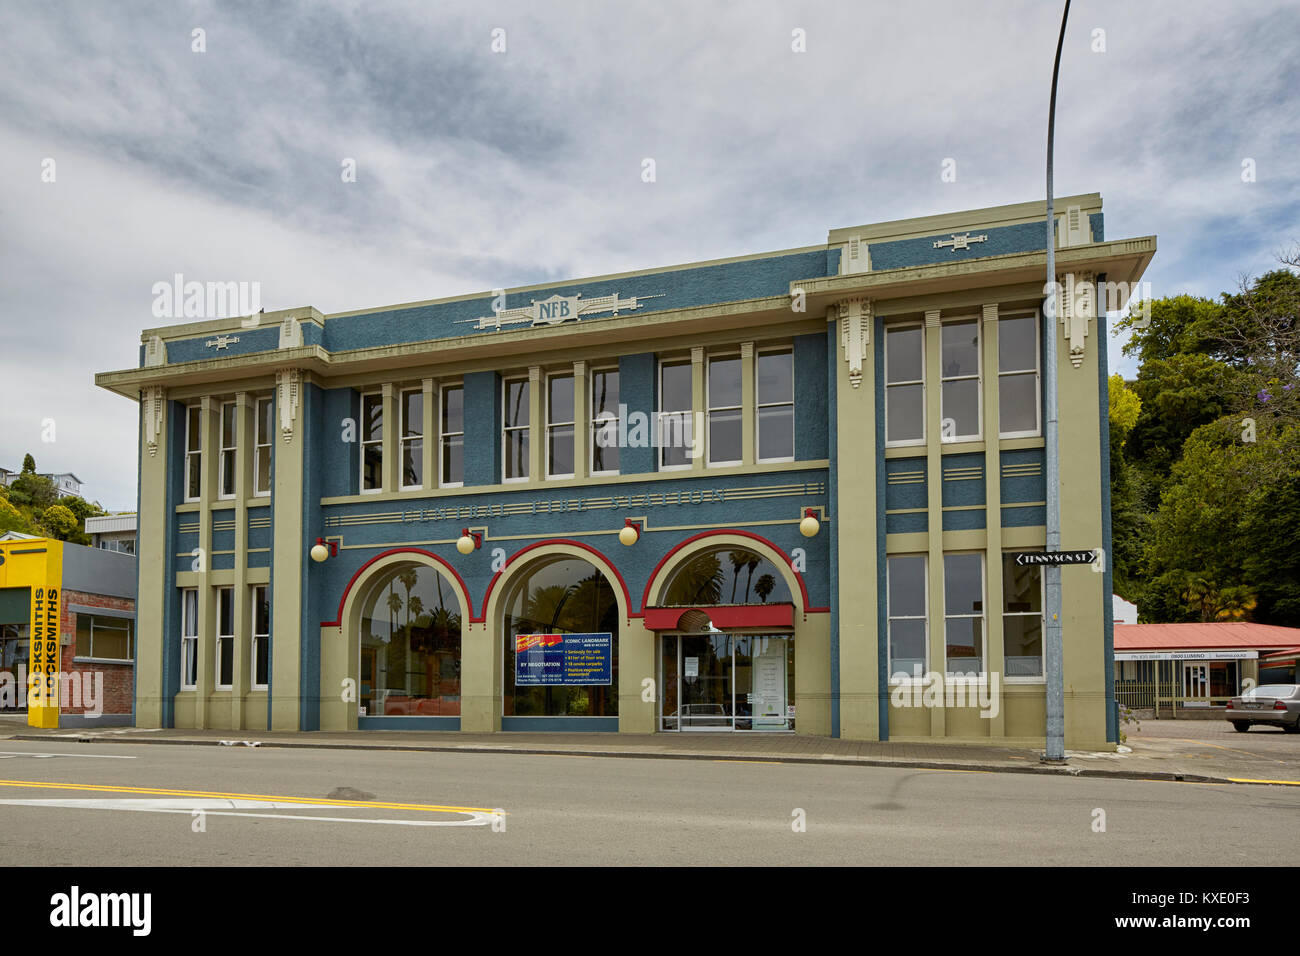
691,346 -> 705,470
833,300 -> 881,740
740,342 -> 755,465
1056,273 -> 1108,748
528,366 -> 542,480
381,382 -> 397,493
573,360 -> 588,479
135,386 -> 169,727
923,310 -> 945,738
421,378 -> 435,489
981,304 -> 1006,737
619,617 -> 655,733
271,368 -> 305,730
194,395 -> 217,729
461,616 -> 500,732
230,391 -> 251,731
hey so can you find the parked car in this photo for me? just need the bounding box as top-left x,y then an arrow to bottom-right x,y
1226,684 -> 1300,733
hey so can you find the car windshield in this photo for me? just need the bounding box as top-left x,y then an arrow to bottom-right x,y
1243,684 -> 1297,699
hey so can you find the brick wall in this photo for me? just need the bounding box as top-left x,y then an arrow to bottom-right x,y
60,589 -> 134,716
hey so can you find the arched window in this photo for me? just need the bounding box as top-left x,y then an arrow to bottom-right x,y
661,547 -> 792,606
359,564 -> 462,716
501,556 -> 619,718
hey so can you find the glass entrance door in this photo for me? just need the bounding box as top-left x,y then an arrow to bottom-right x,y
0,624 -> 29,713
660,633 -> 793,732
1183,662 -> 1210,706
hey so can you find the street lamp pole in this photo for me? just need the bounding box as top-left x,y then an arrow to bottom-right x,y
1043,0 -> 1071,763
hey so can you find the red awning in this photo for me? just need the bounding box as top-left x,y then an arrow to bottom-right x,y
642,604 -> 795,631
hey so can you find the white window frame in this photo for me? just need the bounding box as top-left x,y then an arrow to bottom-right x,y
75,614 -> 134,663
502,376 -> 530,484
399,387 -> 423,491
886,554 -> 929,684
939,317 -> 982,443
251,584 -> 270,691
997,309 -> 1042,439
359,390 -> 383,494
546,371 -> 575,480
180,588 -> 198,690
589,366 -> 620,477
1002,552 -> 1046,683
253,396 -> 272,497
184,405 -> 202,503
658,357 -> 693,472
943,552 -> 987,678
756,346 -> 795,464
706,352 -> 743,468
884,323 -> 926,447
218,401 -> 237,499
215,586 -> 234,691
439,383 -> 464,488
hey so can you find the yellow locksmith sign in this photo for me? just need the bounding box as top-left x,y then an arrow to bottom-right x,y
0,538 -> 63,728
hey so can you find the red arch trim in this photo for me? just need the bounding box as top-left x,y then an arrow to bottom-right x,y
475,538 -> 636,623
639,529 -> 827,614
321,548 -> 476,627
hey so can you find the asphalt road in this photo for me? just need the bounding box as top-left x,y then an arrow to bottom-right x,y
0,739 -> 1295,865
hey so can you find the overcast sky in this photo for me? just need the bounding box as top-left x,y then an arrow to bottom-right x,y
2,0 -> 1297,511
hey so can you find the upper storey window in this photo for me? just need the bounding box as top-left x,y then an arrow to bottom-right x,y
756,348 -> 794,462
254,397 -> 272,496
706,355 -> 742,467
658,359 -> 693,470
440,384 -> 464,487
184,405 -> 202,502
503,377 -> 530,482
998,313 -> 1040,438
885,325 -> 924,445
590,367 -> 620,476
360,391 -> 383,493
940,319 -> 981,442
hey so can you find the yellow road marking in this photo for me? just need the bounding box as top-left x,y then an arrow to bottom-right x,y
712,759 -> 782,765
914,768 -> 992,774
0,779 -> 499,814
1225,777 -> 1300,786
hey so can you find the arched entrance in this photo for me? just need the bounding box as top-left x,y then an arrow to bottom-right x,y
649,541 -> 800,733
355,561 -> 463,719
499,554 -> 621,726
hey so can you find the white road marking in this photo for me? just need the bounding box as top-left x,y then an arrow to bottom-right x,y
0,751 -> 136,759
0,797 -> 492,826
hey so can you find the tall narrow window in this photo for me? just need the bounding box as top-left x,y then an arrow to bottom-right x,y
503,377 -> 529,482
254,397 -> 273,496
360,391 -> 383,492
658,359 -> 692,469
943,553 -> 985,676
216,586 -> 234,690
707,355 -> 742,466
251,585 -> 270,690
590,367 -> 620,475
885,325 -> 924,444
887,555 -> 928,680
185,406 -> 202,502
218,401 -> 237,498
940,319 -> 981,441
180,588 -> 198,689
999,313 -> 1040,437
757,348 -> 794,462
1002,554 -> 1044,678
400,388 -> 423,489
440,384 -> 464,487
547,372 -> 575,478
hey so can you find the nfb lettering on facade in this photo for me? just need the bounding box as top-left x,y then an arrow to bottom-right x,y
97,194 -> 1154,748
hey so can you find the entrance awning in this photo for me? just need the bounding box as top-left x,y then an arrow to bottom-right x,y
643,604 -> 794,631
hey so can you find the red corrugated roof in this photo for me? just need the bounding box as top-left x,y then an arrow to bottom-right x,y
1114,622 -> 1300,650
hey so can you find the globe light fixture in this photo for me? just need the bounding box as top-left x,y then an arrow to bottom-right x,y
456,529 -> 481,554
619,519 -> 640,546
310,537 -> 337,562
799,509 -> 820,538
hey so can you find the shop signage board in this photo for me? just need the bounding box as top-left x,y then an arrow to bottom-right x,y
515,632 -> 612,686
0,538 -> 62,729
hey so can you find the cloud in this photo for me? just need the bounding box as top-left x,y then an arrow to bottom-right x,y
0,0 -> 1296,505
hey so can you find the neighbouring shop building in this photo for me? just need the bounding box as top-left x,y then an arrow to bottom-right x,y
1114,621 -> 1300,716
0,536 -> 136,726
96,194 -> 1154,747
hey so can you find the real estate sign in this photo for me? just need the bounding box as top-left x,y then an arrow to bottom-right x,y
515,632 -> 612,686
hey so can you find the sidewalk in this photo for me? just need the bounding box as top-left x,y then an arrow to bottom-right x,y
6,717 -> 1298,785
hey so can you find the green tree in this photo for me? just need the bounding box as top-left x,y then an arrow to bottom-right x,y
21,453 -> 35,474
0,496 -> 33,535
39,503 -> 79,540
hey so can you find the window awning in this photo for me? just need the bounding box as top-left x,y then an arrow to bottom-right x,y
643,604 -> 794,631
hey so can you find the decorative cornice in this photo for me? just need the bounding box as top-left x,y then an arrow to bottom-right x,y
837,297 -> 872,389
142,386 -> 166,457
276,368 -> 301,443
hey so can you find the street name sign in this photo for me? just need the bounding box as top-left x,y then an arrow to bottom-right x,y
1013,550 -> 1099,567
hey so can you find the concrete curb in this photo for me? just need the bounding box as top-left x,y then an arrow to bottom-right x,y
5,731 -> 1241,785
